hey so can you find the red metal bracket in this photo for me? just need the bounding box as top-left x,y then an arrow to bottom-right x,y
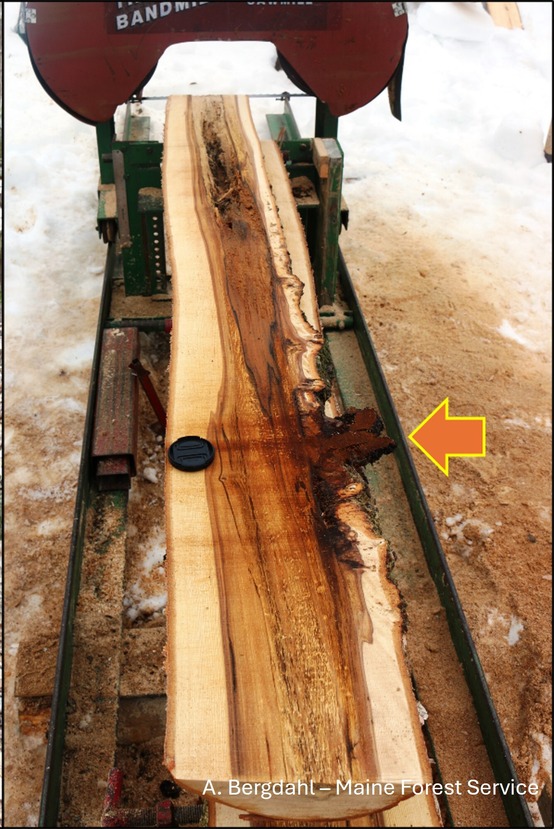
129,358 -> 167,434
101,768 -> 203,827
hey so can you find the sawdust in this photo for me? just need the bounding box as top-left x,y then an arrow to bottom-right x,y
341,201 -> 552,819
4,352 -> 94,828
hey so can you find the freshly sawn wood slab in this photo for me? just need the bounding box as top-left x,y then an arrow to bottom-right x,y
485,2 -> 522,29
163,95 -> 438,822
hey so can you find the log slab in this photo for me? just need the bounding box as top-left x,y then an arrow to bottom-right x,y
485,2 -> 523,29
163,95 -> 438,822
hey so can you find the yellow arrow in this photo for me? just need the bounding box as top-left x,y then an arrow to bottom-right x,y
408,397 -> 486,476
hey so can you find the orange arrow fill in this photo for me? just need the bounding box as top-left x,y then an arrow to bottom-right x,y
408,397 -> 486,475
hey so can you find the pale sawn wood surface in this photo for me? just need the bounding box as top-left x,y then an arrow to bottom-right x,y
485,2 -> 522,29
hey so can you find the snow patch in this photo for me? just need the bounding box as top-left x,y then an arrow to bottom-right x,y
503,417 -> 530,429
504,415 -> 550,433
492,113 -> 546,167
124,587 -> 167,622
497,319 -> 536,350
5,465 -> 35,490
141,529 -> 166,573
36,518 -> 67,537
52,397 -> 87,415
24,481 -> 76,503
57,340 -> 96,369
79,713 -> 93,731
142,466 -> 159,484
529,732 -> 552,801
22,804 -> 39,829
22,734 -> 47,753
416,700 -> 429,725
527,801 -> 544,826
484,608 -> 526,647
507,615 -> 524,645
123,527 -> 167,620
24,594 -> 44,613
487,607 -> 508,628
534,415 -> 552,431
445,515 -> 494,543
416,2 -> 495,42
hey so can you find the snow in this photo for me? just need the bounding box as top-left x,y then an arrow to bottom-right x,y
3,0 -> 552,823
497,318 -> 537,350
507,615 -> 525,645
416,1 -> 496,42
416,700 -> 429,725
142,465 -> 159,484
124,585 -> 168,623
141,532 -> 166,573
530,731 -> 552,808
487,608 -> 525,647
123,516 -> 168,620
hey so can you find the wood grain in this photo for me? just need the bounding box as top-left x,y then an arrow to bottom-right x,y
485,2 -> 522,29
163,95 -> 438,822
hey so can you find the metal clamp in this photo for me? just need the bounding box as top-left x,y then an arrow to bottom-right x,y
101,768 -> 204,827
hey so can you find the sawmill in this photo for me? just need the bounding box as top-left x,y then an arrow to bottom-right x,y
14,1 -> 543,827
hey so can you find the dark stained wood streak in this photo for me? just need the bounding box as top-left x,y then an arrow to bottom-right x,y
191,96 -> 385,784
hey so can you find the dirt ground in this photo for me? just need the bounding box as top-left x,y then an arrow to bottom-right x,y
4,179 -> 551,826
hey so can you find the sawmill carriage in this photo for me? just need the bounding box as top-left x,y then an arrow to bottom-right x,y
15,2 -> 538,826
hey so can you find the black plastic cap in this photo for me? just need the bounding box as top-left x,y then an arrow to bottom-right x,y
168,436 -> 215,472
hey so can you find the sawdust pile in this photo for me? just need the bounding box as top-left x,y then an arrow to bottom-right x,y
341,196 -> 552,806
